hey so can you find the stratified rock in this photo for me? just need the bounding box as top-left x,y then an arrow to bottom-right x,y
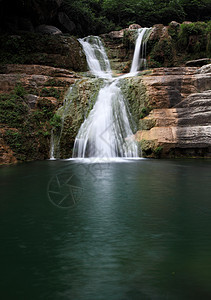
35,25 -> 62,35
0,63 -> 84,165
135,66 -> 211,157
107,29 -> 125,39
0,64 -> 80,94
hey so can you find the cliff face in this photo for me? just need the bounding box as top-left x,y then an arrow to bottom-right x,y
0,64 -> 81,164
133,65 -> 211,157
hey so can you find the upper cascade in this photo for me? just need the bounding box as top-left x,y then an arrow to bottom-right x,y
78,36 -> 112,79
130,27 -> 152,73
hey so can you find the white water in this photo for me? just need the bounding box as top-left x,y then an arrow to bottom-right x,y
50,28 -> 151,159
78,36 -> 112,79
73,29 -> 151,158
130,27 -> 151,73
73,79 -> 137,158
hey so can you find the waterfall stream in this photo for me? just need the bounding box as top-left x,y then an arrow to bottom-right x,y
50,28 -> 151,159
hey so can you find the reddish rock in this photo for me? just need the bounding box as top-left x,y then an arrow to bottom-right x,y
136,65 -> 211,157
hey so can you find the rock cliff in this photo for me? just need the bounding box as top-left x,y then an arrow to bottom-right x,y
134,65 -> 211,157
0,64 -> 81,164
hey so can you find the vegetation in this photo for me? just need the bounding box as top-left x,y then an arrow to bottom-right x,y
63,0 -> 211,36
0,84 -> 58,161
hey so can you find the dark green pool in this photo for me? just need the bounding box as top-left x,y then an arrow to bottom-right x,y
0,159 -> 211,299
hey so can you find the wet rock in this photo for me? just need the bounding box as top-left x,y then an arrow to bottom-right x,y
196,63 -> 211,74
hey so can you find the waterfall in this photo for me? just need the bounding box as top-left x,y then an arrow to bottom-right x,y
73,80 -> 137,158
72,29 -> 151,158
78,36 -> 112,79
50,28 -> 151,159
130,27 -> 152,73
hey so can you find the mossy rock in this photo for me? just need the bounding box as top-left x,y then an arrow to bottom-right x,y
119,76 -> 151,130
139,139 -> 163,158
52,78 -> 104,158
0,33 -> 87,71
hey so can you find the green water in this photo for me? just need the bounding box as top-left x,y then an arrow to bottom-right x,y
0,159 -> 211,299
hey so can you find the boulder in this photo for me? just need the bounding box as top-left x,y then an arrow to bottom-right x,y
128,24 -> 141,30
25,94 -> 38,109
169,21 -> 180,29
108,29 -> 125,39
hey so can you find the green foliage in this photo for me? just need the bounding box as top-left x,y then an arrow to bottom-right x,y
140,107 -> 150,119
153,146 -> 163,157
4,130 -> 23,153
40,87 -> 61,100
50,114 -> 62,130
149,38 -> 174,66
61,0 -> 211,36
0,85 -> 28,128
0,84 -> 59,161
178,22 -> 209,55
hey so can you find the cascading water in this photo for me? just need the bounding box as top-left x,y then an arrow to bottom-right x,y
78,36 -> 112,79
50,28 -> 151,159
73,80 -> 137,158
130,28 -> 152,73
73,28 -> 151,158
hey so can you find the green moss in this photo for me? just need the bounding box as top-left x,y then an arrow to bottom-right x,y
0,84 -> 60,161
149,38 -> 174,67
50,114 -> 62,130
120,77 -> 151,130
0,33 -> 87,71
153,146 -> 163,158
140,139 -> 163,158
0,85 -> 28,128
177,21 -> 210,58
40,87 -> 61,100
51,78 -> 104,158
139,118 -> 156,130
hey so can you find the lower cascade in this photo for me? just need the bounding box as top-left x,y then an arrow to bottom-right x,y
51,28 -> 151,159
73,80 -> 137,158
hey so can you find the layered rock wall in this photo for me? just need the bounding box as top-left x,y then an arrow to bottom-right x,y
135,65 -> 211,157
0,64 -> 81,164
